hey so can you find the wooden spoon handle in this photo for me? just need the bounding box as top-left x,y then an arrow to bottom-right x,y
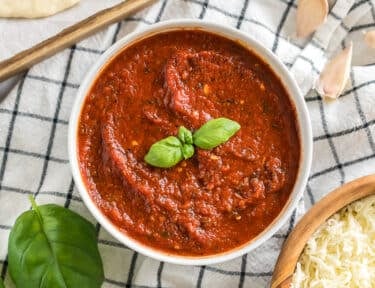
271,174 -> 375,288
0,0 -> 157,82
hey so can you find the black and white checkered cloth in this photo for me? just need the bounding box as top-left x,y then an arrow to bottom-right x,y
1,0 -> 375,287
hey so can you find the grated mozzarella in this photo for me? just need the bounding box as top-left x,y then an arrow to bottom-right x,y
292,195 -> 375,288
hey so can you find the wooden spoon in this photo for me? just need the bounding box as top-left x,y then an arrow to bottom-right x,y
0,0 -> 157,82
271,174 -> 375,288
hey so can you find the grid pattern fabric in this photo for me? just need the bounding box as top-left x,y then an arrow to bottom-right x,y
1,0 -> 375,287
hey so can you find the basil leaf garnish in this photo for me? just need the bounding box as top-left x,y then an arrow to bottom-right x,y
0,278 -> 4,288
144,118 -> 240,168
193,117 -> 240,149
178,126 -> 193,145
181,144 -> 194,159
8,197 -> 104,288
144,136 -> 183,168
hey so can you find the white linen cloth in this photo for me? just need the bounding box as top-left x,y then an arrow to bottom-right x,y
1,0 -> 375,287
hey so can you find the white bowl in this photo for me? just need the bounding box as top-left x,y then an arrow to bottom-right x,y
68,19 -> 313,266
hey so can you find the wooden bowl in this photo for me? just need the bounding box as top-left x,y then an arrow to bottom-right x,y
271,174 -> 375,288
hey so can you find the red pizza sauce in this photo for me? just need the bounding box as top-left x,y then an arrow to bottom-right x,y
78,30 -> 300,256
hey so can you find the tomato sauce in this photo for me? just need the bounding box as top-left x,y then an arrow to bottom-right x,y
78,30 -> 300,256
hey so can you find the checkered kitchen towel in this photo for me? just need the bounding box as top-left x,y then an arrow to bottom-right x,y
1,0 -> 375,287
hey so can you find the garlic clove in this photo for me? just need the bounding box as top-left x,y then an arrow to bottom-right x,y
364,30 -> 375,48
296,0 -> 329,38
315,42 -> 353,100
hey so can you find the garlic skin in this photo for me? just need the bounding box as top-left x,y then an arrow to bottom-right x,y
315,43 -> 353,100
364,30 -> 375,48
296,0 -> 329,38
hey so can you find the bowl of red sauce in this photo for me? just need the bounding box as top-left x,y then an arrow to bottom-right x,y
68,20 -> 312,265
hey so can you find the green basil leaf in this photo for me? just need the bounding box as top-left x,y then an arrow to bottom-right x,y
193,117 -> 241,149
145,136 -> 183,168
0,278 -> 4,288
181,144 -> 194,159
8,198 -> 104,288
177,126 -> 193,145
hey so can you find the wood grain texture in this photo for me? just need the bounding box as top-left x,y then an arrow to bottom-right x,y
271,174 -> 375,288
0,0 -> 157,82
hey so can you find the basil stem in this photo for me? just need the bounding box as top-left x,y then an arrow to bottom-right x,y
193,118 -> 241,149
144,136 -> 183,168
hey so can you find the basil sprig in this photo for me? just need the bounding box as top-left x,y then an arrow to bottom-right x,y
8,197 -> 104,288
145,118 -> 240,168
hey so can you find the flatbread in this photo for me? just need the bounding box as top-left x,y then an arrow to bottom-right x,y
0,0 -> 80,18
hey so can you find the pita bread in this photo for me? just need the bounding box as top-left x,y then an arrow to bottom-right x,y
0,0 -> 80,18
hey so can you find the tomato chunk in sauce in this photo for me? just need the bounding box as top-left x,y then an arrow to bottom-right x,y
78,30 -> 300,256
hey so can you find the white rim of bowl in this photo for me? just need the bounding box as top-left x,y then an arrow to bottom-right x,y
68,19 -> 313,266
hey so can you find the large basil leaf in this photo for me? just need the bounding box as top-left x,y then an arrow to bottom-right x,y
193,118 -> 241,149
144,136 -> 184,168
8,199 -> 104,288
0,278 -> 4,288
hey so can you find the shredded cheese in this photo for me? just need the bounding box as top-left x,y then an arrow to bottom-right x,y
292,195 -> 375,288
